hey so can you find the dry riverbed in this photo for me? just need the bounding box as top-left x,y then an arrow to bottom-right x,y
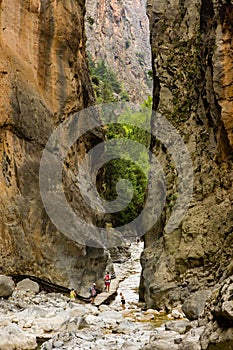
0,243 -> 200,350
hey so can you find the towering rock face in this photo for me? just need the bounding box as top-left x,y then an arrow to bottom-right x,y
85,0 -> 152,102
141,0 -> 233,311
0,0 -> 108,293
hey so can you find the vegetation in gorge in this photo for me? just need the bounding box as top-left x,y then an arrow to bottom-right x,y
99,105 -> 151,227
88,54 -> 129,103
88,54 -> 152,226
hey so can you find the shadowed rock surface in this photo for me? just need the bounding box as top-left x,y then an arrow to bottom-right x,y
141,0 -> 233,309
140,0 -> 233,347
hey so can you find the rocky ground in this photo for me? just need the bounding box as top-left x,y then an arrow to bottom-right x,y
0,243 -> 232,349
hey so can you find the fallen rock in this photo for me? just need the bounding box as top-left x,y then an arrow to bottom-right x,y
144,308 -> 160,315
0,323 -> 37,350
213,277 -> 233,322
85,314 -> 101,325
0,275 -> 14,297
114,320 -> 135,334
100,310 -> 123,320
171,309 -> 185,319
200,320 -> 233,349
142,339 -> 179,350
179,327 -> 204,350
150,329 -> 182,342
165,320 -> 191,334
99,304 -> 110,312
182,290 -> 211,320
16,279 -> 40,294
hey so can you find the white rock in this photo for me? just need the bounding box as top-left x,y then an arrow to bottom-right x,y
99,305 -> 110,312
172,309 -> 184,319
0,324 -> 37,350
144,308 -> 160,315
36,316 -> 66,332
16,279 -> 40,294
69,305 -> 88,317
85,314 -> 100,325
100,310 -> 123,320
0,316 -> 11,327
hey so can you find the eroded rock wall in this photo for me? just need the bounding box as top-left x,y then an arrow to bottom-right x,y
85,0 -> 152,102
141,0 -> 233,311
0,0 -> 108,293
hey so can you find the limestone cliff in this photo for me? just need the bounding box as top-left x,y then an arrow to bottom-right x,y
85,0 -> 152,102
141,0 -> 233,313
0,0 -> 108,294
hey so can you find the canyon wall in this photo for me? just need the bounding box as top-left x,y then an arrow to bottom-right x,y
141,0 -> 233,312
85,0 -> 152,102
0,0 -> 108,294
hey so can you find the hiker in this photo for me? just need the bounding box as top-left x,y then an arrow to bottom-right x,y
119,292 -> 126,310
104,271 -> 111,292
90,283 -> 97,304
69,288 -> 76,299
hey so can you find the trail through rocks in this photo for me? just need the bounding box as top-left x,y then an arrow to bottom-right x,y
0,242 -> 187,350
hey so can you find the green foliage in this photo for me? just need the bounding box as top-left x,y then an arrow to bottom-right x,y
141,95 -> 153,109
88,54 -> 129,103
99,103 -> 152,227
145,71 -> 153,89
87,16 -> 95,26
87,53 -> 152,227
147,70 -> 153,78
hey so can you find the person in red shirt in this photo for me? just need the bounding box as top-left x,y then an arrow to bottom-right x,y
104,271 -> 111,292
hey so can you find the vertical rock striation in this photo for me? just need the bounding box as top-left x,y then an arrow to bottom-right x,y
85,0 -> 152,102
141,0 -> 233,311
0,0 -> 108,293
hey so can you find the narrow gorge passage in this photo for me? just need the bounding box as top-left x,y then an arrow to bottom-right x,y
112,242 -> 144,306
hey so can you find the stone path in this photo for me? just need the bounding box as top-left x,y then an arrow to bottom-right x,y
94,277 -> 122,306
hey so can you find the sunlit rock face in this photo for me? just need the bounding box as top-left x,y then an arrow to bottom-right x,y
141,0 -> 233,311
85,0 -> 152,102
0,0 -> 108,293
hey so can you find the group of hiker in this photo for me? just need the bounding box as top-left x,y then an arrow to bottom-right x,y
69,271 -> 126,309
90,271 -> 111,304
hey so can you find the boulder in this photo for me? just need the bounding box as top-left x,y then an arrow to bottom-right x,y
182,290 -> 211,320
85,314 -> 101,325
213,278 -> 233,322
150,330 -> 182,342
0,275 -> 15,297
144,308 -> 160,315
165,320 -> 191,334
200,320 -> 233,349
221,301 -> 233,320
171,309 -> 185,319
0,323 -> 37,350
99,305 -> 110,312
143,328 -> 184,350
179,327 -> 205,350
114,320 -> 135,334
37,316 -> 66,332
100,310 -> 123,320
142,340 -> 179,350
16,278 -> 40,294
